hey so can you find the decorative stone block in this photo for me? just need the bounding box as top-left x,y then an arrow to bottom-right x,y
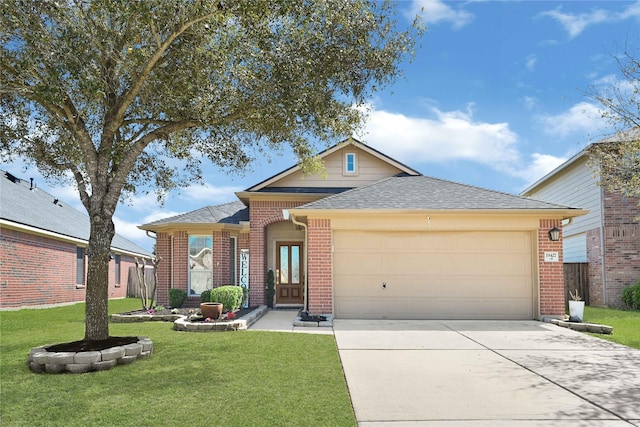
48,352 -> 75,365
74,351 -> 101,364
100,346 -> 125,361
29,362 -> 45,373
45,363 -> 65,373
117,355 -> 137,365
66,363 -> 92,374
138,351 -> 152,359
123,343 -> 143,356
92,359 -> 117,371
31,351 -> 50,365
139,340 -> 153,352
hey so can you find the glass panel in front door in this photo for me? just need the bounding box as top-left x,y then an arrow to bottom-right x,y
291,245 -> 300,284
279,246 -> 289,284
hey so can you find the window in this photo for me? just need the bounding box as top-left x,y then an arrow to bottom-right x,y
76,247 -> 85,286
114,254 -> 121,286
189,235 -> 212,295
229,237 -> 237,285
344,152 -> 357,175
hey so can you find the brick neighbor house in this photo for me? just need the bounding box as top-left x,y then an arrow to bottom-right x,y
140,138 -> 587,319
0,170 -> 152,309
522,133 -> 640,307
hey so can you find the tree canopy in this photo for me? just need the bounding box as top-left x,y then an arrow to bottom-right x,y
0,0 -> 422,340
588,49 -> 640,200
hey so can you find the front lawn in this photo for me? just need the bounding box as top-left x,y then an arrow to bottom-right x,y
0,299 -> 356,427
584,306 -> 640,350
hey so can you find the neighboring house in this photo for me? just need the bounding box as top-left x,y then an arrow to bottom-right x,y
140,138 -> 586,320
521,135 -> 640,307
0,170 -> 153,309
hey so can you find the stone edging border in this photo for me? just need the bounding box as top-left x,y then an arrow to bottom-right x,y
550,318 -> 613,334
173,305 -> 267,331
28,336 -> 153,374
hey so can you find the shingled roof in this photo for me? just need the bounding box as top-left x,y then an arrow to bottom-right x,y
0,170 -> 152,256
298,175 -> 581,211
140,200 -> 249,228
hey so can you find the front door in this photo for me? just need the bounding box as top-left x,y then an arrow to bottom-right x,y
276,242 -> 304,304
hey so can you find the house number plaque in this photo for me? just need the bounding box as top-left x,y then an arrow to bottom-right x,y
544,252 -> 559,263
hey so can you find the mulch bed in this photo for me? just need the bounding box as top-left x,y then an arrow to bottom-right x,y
46,336 -> 139,352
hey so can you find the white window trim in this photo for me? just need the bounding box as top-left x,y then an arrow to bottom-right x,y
344,152 -> 358,175
188,235 -> 213,296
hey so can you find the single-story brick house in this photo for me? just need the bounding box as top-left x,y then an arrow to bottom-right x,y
0,170 -> 152,309
521,133 -> 640,307
140,138 -> 587,320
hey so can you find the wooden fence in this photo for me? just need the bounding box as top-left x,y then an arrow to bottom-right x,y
126,267 -> 157,298
564,263 -> 589,305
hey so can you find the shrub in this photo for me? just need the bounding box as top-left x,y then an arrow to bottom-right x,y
211,285 -> 244,312
200,289 -> 212,304
621,278 -> 640,310
266,269 -> 275,308
168,288 -> 187,308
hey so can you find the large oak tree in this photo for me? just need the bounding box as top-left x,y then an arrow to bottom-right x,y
1,0 -> 421,340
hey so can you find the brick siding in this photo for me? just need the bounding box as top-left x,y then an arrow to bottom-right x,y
248,200 -> 307,306
0,228 -> 131,309
602,191 -> 640,306
538,219 -> 565,317
587,190 -> 640,307
306,218 -> 333,314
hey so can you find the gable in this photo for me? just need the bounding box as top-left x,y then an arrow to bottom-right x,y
271,145 -> 408,189
244,138 -> 420,193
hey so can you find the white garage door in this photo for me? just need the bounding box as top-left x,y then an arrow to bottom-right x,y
333,230 -> 534,320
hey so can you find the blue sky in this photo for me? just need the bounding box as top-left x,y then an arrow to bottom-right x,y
5,0 -> 640,251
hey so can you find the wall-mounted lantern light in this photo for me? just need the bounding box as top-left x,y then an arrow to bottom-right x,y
548,227 -> 561,242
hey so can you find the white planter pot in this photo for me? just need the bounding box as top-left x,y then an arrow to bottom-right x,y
569,300 -> 585,322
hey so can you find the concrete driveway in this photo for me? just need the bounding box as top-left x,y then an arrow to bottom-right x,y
333,320 -> 640,426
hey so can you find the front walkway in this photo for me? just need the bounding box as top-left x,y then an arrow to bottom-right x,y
248,309 -> 333,334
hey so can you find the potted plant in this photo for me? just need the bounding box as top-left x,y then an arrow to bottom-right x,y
568,289 -> 585,322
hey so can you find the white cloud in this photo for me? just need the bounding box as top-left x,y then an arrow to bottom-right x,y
522,96 -> 538,111
537,102 -> 607,137
360,104 -> 520,172
406,0 -> 474,30
540,1 -> 640,38
513,153 -> 567,186
525,54 -> 537,72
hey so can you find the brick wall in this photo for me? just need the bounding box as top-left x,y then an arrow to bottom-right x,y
307,218 -> 333,314
601,190 -> 640,307
248,200 -> 307,306
0,228 -> 132,309
155,232 -> 171,307
538,219 -> 565,317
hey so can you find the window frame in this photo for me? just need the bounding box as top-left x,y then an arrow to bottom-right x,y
344,152 -> 358,175
76,247 -> 85,288
188,235 -> 213,296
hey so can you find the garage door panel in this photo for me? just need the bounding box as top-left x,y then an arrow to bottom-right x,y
333,231 -> 534,320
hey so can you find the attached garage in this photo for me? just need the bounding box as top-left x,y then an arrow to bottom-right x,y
333,230 -> 535,320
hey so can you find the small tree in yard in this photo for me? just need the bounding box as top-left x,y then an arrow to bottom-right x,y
135,256 -> 161,311
0,1 -> 422,341
588,49 -> 640,204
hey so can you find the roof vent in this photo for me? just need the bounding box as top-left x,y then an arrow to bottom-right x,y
4,172 -> 20,183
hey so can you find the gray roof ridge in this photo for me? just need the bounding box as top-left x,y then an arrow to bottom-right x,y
418,174 -> 577,209
298,176 -> 396,208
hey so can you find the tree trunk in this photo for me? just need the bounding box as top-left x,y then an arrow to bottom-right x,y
84,214 -> 116,341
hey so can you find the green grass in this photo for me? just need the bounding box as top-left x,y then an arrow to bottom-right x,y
0,299 -> 356,427
584,305 -> 640,350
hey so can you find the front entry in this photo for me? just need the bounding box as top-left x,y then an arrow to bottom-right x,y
276,242 -> 304,304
